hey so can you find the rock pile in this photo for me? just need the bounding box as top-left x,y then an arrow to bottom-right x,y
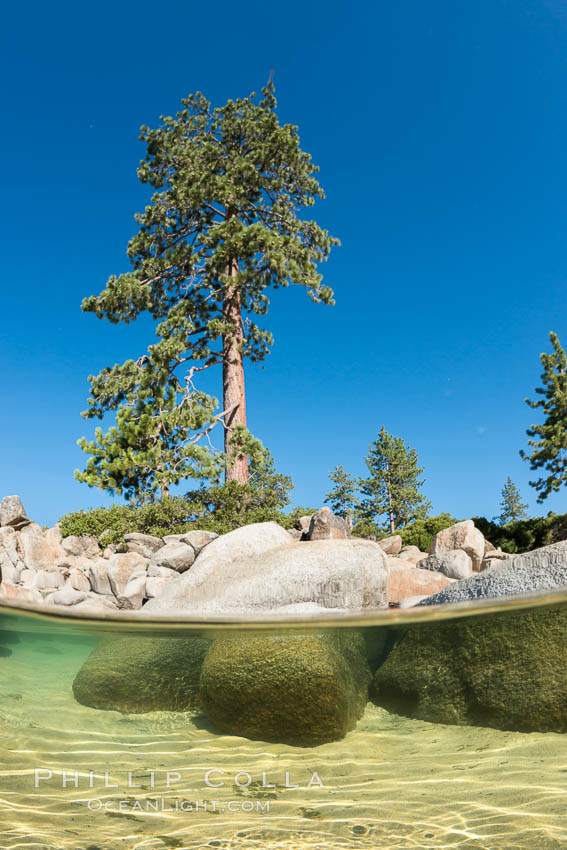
0,495 -> 218,612
0,496 -> 513,612
7,493 -> 567,745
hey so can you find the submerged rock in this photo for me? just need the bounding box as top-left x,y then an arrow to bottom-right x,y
200,631 -> 370,746
73,636 -> 210,712
371,603 -> 567,733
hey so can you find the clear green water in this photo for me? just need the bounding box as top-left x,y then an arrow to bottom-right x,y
1,597 -> 567,849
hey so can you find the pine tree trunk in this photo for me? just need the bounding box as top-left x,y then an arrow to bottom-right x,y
161,484 -> 170,501
223,257 -> 248,484
386,462 -> 395,534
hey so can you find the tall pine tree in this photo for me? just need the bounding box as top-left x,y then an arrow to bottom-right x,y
521,332 -> 567,502
77,83 -> 338,502
497,477 -> 528,524
359,426 -> 431,534
324,464 -> 360,518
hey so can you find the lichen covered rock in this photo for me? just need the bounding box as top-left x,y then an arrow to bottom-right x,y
73,636 -> 210,712
200,631 -> 370,746
371,604 -> 567,733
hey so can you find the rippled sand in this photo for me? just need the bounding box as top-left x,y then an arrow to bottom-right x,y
1,630 -> 567,849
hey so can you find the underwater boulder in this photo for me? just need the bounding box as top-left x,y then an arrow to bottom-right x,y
200,631 -> 371,746
72,635 -> 210,712
371,604 -> 567,733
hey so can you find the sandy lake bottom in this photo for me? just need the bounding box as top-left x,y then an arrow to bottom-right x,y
1,616 -> 567,850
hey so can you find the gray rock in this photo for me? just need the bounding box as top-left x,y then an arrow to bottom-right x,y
163,530 -> 218,555
56,554 -> 94,573
0,561 -> 23,583
430,520 -> 485,571
144,537 -> 388,616
0,581 -> 43,605
297,515 -> 313,535
150,541 -> 195,573
145,575 -> 175,598
398,594 -> 428,608
33,570 -> 65,590
88,560 -> 113,595
61,535 -> 101,559
398,545 -> 422,559
419,541 -> 567,605
165,521 -> 293,580
48,587 -> 88,606
124,532 -> 164,558
0,527 -> 25,576
417,550 -> 473,580
307,507 -> 350,541
107,553 -> 148,596
147,564 -> 177,578
117,575 -> 146,609
17,524 -> 65,571
72,593 -> 119,613
480,550 -> 513,570
379,535 -> 403,555
19,569 -> 36,586
67,568 -> 91,593
0,495 -> 29,529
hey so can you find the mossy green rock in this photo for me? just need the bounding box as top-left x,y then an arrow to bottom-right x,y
371,605 -> 567,732
73,636 -> 210,713
199,631 -> 370,746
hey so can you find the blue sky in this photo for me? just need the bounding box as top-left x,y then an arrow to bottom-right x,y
2,0 -> 567,526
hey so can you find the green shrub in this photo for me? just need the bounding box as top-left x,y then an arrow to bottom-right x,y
473,513 -> 567,553
351,518 -> 378,539
398,513 -> 459,552
59,498 -> 194,545
60,491 -> 314,545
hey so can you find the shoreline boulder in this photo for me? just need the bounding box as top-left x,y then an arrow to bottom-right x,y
307,507 -> 350,541
429,520 -> 485,571
418,541 -> 567,606
386,562 -> 452,605
144,537 -> 388,615
417,550 -> 473,581
0,495 -> 29,530
379,535 -> 402,556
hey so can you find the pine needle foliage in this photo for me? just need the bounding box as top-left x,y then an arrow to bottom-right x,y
76,82 -> 338,501
521,332 -> 567,502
